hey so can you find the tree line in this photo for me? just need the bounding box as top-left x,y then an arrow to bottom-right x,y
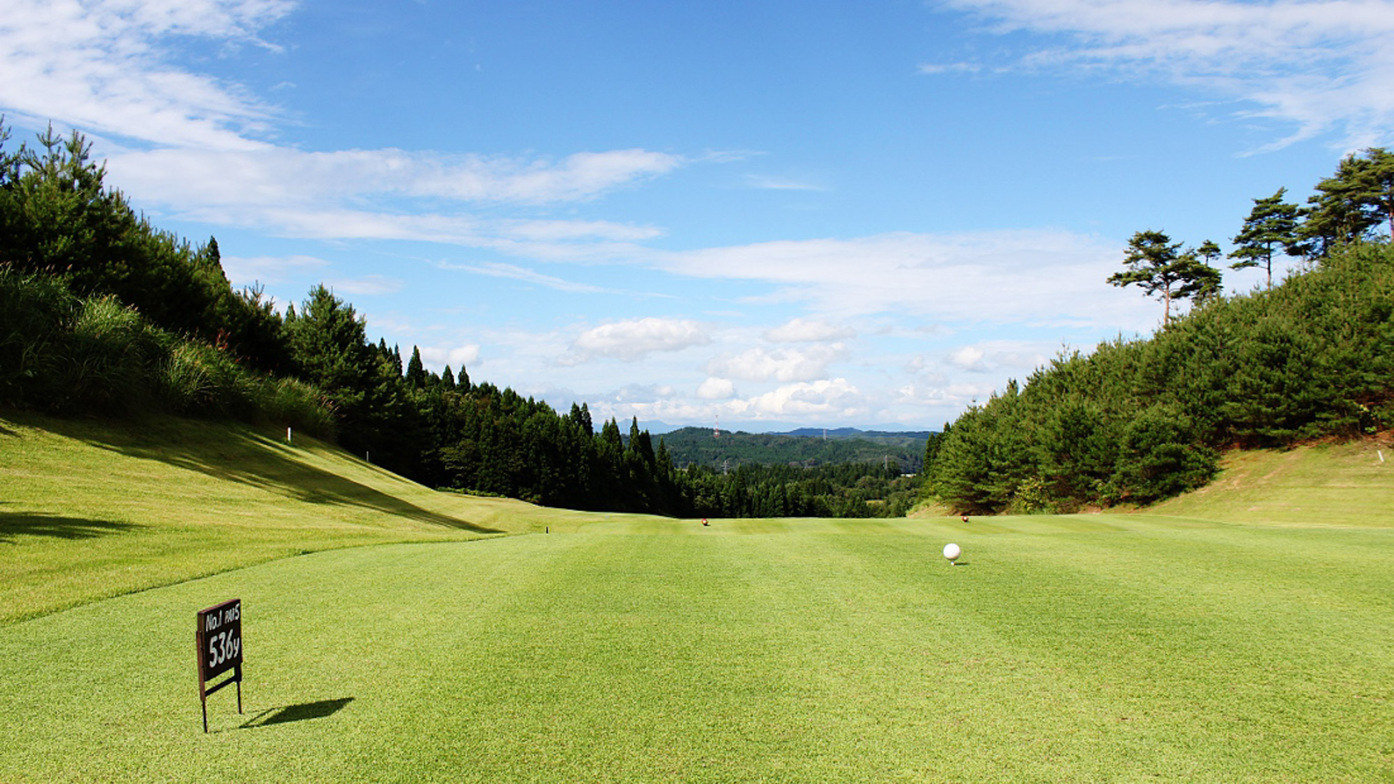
1106,148 -> 1394,326
657,426 -> 927,474
0,120 -> 911,518
923,150 -> 1394,514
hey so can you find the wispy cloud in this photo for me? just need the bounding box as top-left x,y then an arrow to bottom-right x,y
0,0 -> 292,150
764,318 -> 856,343
0,0 -> 687,256
108,147 -> 684,208
440,261 -> 607,294
935,0 -> 1394,148
743,174 -> 826,191
221,253 -> 329,286
324,274 -> 404,296
917,62 -> 984,76
653,230 -> 1144,328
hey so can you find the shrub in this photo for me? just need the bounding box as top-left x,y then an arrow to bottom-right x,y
0,267 -> 79,407
160,340 -> 257,419
260,377 -> 337,441
53,295 -> 168,415
1,267 -> 336,432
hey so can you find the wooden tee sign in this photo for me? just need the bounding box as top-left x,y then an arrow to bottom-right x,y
196,598 -> 243,732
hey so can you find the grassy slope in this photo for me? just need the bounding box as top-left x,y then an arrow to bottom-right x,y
2,415 -> 1391,781
1146,435 -> 1393,525
0,411 -> 660,624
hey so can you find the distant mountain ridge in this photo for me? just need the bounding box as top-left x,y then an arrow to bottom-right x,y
655,426 -> 931,472
779,427 -> 934,440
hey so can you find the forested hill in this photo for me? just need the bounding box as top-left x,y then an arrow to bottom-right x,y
659,427 -> 929,473
0,120 -> 920,520
920,146 -> 1394,515
923,241 -> 1394,515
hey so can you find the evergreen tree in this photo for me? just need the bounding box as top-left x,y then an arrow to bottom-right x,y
1108,230 -> 1222,327
1194,240 -> 1225,304
1303,148 -> 1394,255
1230,188 -> 1306,288
405,345 -> 427,389
284,285 -> 376,448
628,416 -> 656,465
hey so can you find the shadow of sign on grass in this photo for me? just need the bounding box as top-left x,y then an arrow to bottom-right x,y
240,697 -> 355,729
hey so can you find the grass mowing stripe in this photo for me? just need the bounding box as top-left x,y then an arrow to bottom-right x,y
915,519 -> 1394,780
3,521 -> 1393,782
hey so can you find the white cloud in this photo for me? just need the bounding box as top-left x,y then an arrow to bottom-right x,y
764,317 -> 855,343
420,344 -> 481,371
656,230 -> 1144,328
744,174 -> 825,191
105,146 -> 684,230
0,0 -> 291,150
728,378 -> 868,421
918,62 -> 984,75
945,340 -> 1053,375
611,384 -> 678,403
565,318 -> 710,363
705,344 -> 848,383
939,0 -> 1394,148
503,219 -> 663,242
221,254 -> 329,286
947,346 -> 988,373
697,377 -> 736,400
0,0 -> 686,252
324,274 -> 403,297
442,261 -> 607,294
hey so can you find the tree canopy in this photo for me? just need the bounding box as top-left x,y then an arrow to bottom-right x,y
1229,188 -> 1306,289
1107,230 -> 1222,326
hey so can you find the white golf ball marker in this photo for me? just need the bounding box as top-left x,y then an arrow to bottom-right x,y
943,543 -> 961,562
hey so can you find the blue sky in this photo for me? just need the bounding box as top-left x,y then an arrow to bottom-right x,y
3,0 -> 1391,431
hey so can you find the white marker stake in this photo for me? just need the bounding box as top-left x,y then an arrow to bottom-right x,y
1379,450 -> 1385,464
287,427 -> 293,443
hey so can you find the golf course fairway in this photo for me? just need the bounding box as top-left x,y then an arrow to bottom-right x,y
2,415 -> 1391,781
3,515 -> 1392,782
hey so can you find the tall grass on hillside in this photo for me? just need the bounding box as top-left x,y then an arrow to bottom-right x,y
60,295 -> 167,414
0,266 -> 76,405
0,268 -> 335,437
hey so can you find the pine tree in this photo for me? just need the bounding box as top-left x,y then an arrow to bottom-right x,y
628,416 -> 655,465
1303,148 -> 1394,255
1230,188 -> 1306,289
1108,231 -> 1223,327
405,345 -> 427,389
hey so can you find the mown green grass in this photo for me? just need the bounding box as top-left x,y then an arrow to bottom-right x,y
0,412 -> 651,623
3,515 -> 1392,782
3,415 -> 1392,781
